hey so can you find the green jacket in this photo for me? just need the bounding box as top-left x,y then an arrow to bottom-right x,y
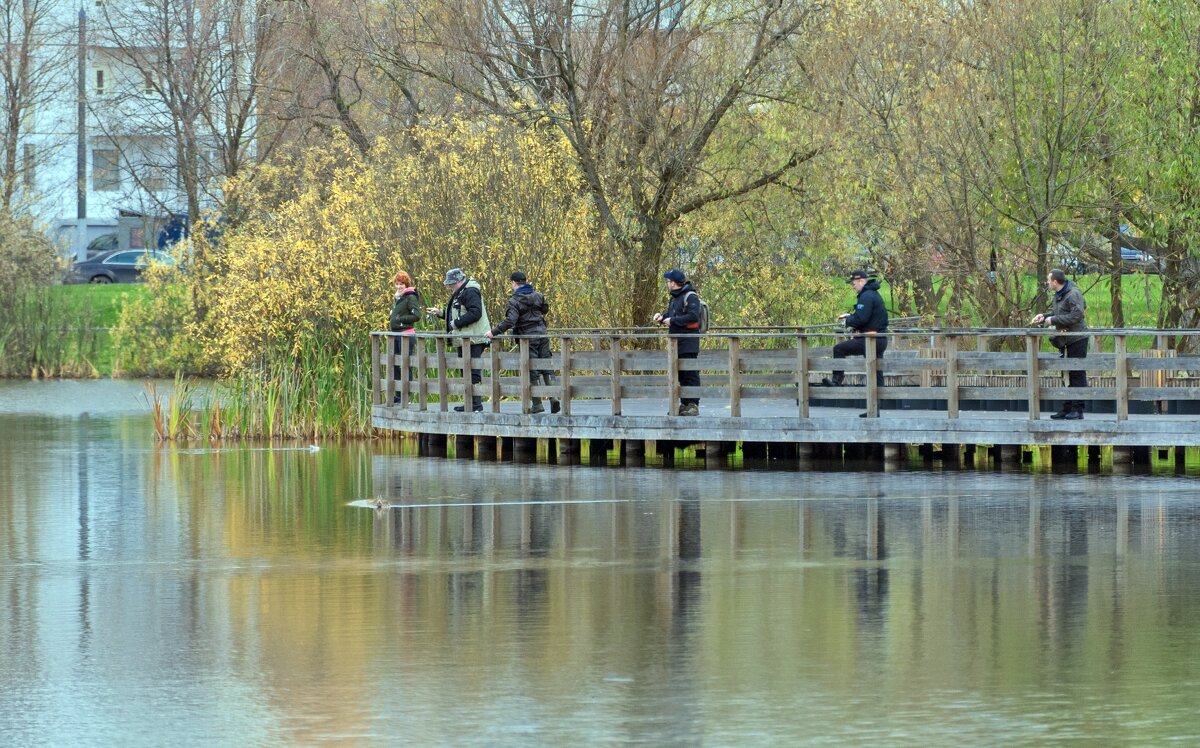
444,279 -> 491,345
389,288 -> 422,332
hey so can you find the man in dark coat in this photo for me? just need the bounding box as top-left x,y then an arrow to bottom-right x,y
654,268 -> 703,416
426,267 -> 490,412
486,270 -> 559,413
1032,268 -> 1088,420
825,269 -> 888,388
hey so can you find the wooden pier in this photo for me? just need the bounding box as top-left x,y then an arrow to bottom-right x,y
370,328 -> 1200,467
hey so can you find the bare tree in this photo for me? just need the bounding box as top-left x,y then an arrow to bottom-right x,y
367,0 -> 822,324
0,0 -> 69,215
90,0 -> 287,225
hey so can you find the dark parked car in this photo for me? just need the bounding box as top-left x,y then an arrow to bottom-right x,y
85,232 -> 118,257
64,249 -> 175,284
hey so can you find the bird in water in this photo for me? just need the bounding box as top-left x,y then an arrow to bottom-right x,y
308,444 -> 320,452
373,498 -> 386,510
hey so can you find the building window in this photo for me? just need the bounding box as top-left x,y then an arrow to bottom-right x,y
93,149 -> 120,191
142,167 -> 166,191
22,144 -> 35,188
95,69 -> 106,95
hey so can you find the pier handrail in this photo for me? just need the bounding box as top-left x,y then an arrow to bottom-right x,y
370,327 -> 1200,421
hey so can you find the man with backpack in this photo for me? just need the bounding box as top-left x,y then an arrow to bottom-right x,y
654,268 -> 706,416
486,270 -> 560,414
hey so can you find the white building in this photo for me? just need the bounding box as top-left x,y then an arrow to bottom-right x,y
15,0 -> 246,260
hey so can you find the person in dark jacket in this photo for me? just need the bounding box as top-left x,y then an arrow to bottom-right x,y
824,269 -> 888,389
486,270 -> 559,413
388,270 -> 421,399
426,267 -> 490,412
1032,268 -> 1088,420
654,268 -> 703,416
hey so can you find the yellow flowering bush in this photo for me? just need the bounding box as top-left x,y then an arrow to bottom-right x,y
204,119 -> 604,370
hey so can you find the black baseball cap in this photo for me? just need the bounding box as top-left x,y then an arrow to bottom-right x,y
510,271 -> 527,282
848,269 -> 870,281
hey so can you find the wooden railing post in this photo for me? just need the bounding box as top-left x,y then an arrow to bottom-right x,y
797,335 -> 810,418
1026,334 -> 1041,420
385,334 -> 397,407
435,337 -> 449,412
399,335 -> 412,406
1115,334 -> 1128,421
417,337 -> 429,411
611,336 -> 622,416
490,344 -> 501,413
559,336 -> 573,416
519,337 -> 532,413
667,336 -> 681,416
370,334 -> 382,405
462,337 -> 475,409
864,335 -> 879,418
729,336 -> 742,418
945,335 -> 959,418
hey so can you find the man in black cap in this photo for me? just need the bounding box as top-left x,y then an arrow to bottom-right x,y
486,271 -> 559,413
654,268 -> 703,416
822,269 -> 888,391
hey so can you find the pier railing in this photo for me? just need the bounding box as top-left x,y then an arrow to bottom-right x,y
369,328 -> 1200,420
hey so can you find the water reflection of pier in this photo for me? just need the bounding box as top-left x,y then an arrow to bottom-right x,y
358,457 -> 1200,739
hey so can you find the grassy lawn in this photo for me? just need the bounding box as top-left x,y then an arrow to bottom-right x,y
48,284 -> 149,375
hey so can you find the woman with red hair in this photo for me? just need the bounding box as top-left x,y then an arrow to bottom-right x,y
388,270 -> 422,402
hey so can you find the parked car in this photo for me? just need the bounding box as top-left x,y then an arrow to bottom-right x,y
64,249 -> 175,284
1121,247 -> 1160,274
85,232 -> 118,258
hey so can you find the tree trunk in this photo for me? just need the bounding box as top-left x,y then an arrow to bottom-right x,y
629,220 -> 665,345
1108,228 -> 1124,328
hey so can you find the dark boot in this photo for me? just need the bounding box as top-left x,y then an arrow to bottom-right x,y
529,398 -> 545,414
550,399 -> 561,414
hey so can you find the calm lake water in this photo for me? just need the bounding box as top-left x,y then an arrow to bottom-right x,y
3,381 -> 1200,746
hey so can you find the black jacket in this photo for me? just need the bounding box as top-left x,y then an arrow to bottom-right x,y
491,284 -> 550,337
662,282 -> 702,355
1043,280 -> 1087,348
389,289 -> 422,332
443,282 -> 484,332
844,280 -> 888,334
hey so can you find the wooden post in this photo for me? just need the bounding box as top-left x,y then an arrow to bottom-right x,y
519,337 -> 532,413
370,334 -> 382,405
1026,334 -> 1041,420
797,335 -> 810,418
1115,334 -> 1128,421
489,344 -> 501,413
462,338 -> 475,409
400,335 -> 412,406
729,336 -> 742,418
611,336 -> 622,416
864,335 -> 879,418
417,338 -> 429,411
945,335 -> 959,418
667,336 -> 681,416
435,337 -> 449,412
559,336 -> 573,416
385,334 -> 397,406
